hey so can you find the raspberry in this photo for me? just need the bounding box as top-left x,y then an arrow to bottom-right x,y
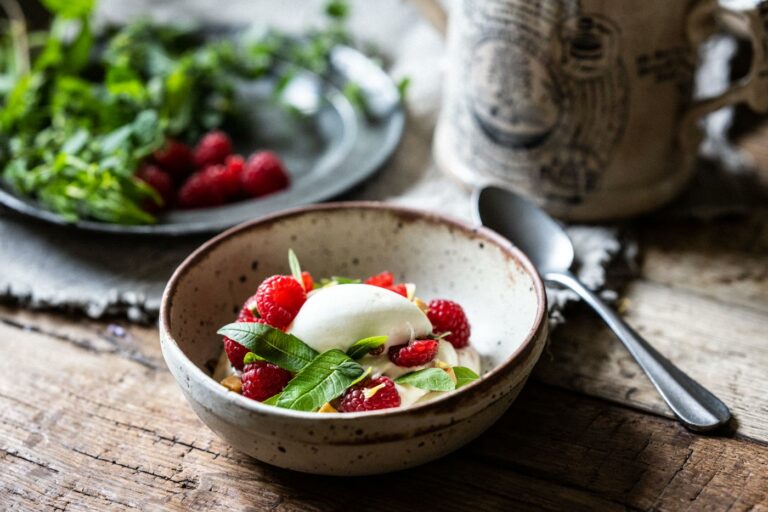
202,163 -> 240,199
388,339 -> 439,367
225,154 -> 245,178
255,275 -> 307,329
177,170 -> 226,209
386,284 -> 408,297
364,271 -> 394,288
427,299 -> 471,348
136,164 -> 175,210
241,151 -> 290,198
153,138 -> 193,178
223,317 -> 266,371
241,361 -> 293,402
301,271 -> 314,292
339,376 -> 400,412
194,130 -> 233,168
238,294 -> 259,322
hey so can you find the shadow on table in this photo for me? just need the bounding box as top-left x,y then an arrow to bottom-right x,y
248,383 -> 697,511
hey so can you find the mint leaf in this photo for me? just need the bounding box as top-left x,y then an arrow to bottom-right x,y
346,336 -> 388,359
453,366 -> 480,388
243,352 -> 265,365
263,393 -> 281,405
288,249 -> 304,290
217,322 -> 318,373
276,349 -> 364,411
349,366 -> 372,387
395,368 -> 455,391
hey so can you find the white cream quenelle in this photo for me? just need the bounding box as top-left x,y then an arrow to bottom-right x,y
287,284 -> 433,353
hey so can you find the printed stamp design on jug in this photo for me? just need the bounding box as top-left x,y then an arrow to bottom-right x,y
454,1 -> 630,205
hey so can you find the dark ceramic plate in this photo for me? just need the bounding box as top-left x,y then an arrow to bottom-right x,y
0,46 -> 404,235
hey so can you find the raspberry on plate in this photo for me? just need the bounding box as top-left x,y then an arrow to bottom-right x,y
388,339 -> 439,367
202,163 -> 240,200
241,361 -> 293,402
194,130 -> 233,168
255,275 -> 307,329
136,164 -> 175,209
177,170 -> 226,209
339,376 -> 401,412
427,299 -> 471,348
241,151 -> 290,197
364,271 -> 394,288
153,138 -> 193,178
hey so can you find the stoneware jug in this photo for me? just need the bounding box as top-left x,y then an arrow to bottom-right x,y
414,0 -> 768,220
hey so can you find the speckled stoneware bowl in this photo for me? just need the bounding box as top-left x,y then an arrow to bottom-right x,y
160,202 -> 548,475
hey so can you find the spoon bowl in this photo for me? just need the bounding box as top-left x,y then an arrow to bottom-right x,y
473,186 -> 574,274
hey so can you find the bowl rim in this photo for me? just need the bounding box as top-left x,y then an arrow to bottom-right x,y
160,201 -> 547,420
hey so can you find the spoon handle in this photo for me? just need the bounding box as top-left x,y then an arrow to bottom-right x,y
546,270 -> 731,432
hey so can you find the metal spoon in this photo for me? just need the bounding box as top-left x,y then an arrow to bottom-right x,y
474,185 -> 731,431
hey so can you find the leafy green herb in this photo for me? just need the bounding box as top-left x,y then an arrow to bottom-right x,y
263,393 -> 281,405
243,352 -> 265,365
395,368 -> 455,392
288,249 -> 304,290
453,366 -> 480,388
397,77 -> 410,101
276,349 -> 364,411
0,0 -> 365,225
346,335 -> 388,359
349,366 -> 372,387
217,322 -> 318,373
325,0 -> 350,20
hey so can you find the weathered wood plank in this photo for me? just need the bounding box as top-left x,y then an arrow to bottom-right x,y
535,278 -> 768,442
2,318 -> 768,511
637,209 -> 768,313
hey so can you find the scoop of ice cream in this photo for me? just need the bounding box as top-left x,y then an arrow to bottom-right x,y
287,284 -> 432,353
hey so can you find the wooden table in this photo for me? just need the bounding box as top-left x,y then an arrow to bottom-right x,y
2,135 -> 767,511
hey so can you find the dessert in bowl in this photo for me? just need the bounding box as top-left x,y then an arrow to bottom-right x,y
160,203 -> 548,475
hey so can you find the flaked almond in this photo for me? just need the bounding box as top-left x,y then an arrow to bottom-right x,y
363,382 -> 386,399
443,366 -> 457,385
318,402 -> 338,413
413,297 -> 429,313
220,375 -> 243,394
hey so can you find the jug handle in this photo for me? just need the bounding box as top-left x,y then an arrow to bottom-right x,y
681,0 -> 768,151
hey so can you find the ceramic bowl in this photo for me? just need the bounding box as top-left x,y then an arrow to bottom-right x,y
160,202 -> 548,475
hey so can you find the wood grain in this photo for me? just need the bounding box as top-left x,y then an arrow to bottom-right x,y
535,276 -> 768,442
2,315 -> 767,511
2,127 -> 768,509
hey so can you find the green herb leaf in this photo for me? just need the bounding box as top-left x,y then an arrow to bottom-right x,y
217,322 -> 318,373
349,366 -> 372,387
288,249 -> 304,290
41,0 -> 94,19
395,368 -> 455,392
276,349 -> 364,411
397,77 -> 411,101
346,335 -> 388,359
263,393 -> 281,405
243,352 -> 265,365
453,366 -> 480,388
325,0 -> 350,20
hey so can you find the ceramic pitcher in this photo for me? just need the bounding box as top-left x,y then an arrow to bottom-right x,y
414,0 -> 768,220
